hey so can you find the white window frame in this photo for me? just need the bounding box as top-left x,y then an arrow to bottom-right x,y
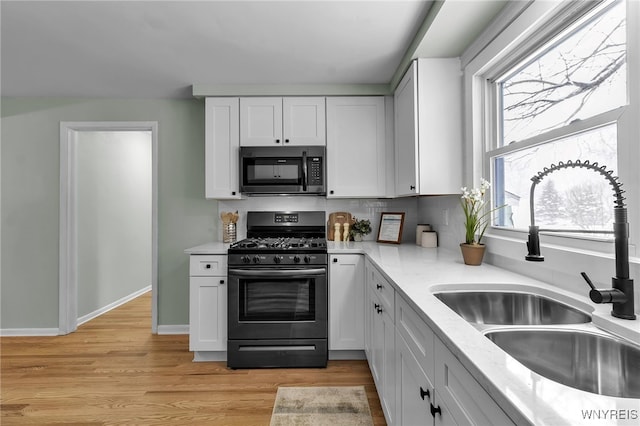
463,0 -> 639,261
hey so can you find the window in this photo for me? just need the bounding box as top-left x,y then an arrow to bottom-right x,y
488,0 -> 628,236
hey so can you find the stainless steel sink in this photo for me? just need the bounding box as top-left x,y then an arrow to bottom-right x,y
486,329 -> 640,398
434,291 -> 591,325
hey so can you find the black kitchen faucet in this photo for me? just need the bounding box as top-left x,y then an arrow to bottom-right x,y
525,160 -> 636,320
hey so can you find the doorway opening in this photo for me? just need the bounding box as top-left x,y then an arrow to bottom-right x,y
59,122 -> 158,334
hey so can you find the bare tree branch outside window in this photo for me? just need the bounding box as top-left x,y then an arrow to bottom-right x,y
492,1 -> 626,233
501,1 -> 626,145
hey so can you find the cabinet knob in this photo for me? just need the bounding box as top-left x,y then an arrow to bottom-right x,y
430,403 -> 442,417
330,190 -> 334,194
219,279 -> 225,285
205,264 -> 212,269
285,139 -> 290,144
376,284 -> 382,290
410,185 -> 416,190
231,191 -> 236,196
420,387 -> 430,401
333,258 -> 338,263
275,139 -> 281,144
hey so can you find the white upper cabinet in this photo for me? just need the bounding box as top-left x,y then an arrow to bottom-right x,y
326,97 -> 388,198
240,97 -> 326,146
394,64 -> 419,197
394,59 -> 462,196
205,97 -> 241,199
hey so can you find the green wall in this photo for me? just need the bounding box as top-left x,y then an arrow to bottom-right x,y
1,97 -> 216,329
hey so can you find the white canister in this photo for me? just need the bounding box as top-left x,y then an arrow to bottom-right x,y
416,224 -> 432,245
421,231 -> 438,248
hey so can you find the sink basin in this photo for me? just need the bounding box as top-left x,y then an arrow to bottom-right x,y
434,291 -> 591,325
486,329 -> 640,398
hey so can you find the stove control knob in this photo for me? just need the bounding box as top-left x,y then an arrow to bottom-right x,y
273,256 -> 282,264
304,255 -> 311,264
252,256 -> 261,264
242,256 -> 251,264
293,256 -> 301,263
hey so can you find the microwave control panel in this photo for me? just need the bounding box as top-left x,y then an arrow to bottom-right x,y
308,157 -> 323,185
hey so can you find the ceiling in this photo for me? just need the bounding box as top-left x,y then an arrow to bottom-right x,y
0,1 -> 507,99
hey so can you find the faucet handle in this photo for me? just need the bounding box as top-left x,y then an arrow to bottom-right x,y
581,272 -> 627,304
580,272 -> 597,291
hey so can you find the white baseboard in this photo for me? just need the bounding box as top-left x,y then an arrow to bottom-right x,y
193,351 -> 227,362
157,324 -> 189,335
329,350 -> 366,360
1,328 -> 60,337
77,285 -> 152,326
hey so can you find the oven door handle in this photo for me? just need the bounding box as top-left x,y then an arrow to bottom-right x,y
229,268 -> 326,277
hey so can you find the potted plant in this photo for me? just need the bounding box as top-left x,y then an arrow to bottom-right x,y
460,178 -> 504,265
350,218 -> 372,242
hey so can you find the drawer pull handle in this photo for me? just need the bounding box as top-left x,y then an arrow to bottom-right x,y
430,403 -> 442,417
420,387 -> 430,400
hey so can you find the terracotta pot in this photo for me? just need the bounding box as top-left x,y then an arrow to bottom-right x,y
460,243 -> 486,266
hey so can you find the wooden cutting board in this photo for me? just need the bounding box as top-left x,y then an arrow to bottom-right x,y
327,211 -> 354,241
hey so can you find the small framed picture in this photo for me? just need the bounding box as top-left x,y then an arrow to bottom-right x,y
377,212 -> 405,244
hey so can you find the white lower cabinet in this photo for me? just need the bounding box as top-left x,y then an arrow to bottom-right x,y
329,254 -> 365,350
366,258 -> 396,425
189,255 -> 227,352
395,295 -> 514,426
363,257 -> 513,425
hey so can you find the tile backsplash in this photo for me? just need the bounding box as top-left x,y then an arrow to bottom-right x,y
218,196 -> 419,243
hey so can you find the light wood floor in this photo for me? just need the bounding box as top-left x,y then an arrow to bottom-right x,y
1,292 -> 386,425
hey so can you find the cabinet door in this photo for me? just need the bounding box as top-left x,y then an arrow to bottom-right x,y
434,338 -> 514,426
396,334 -> 434,426
363,259 -> 375,360
240,97 -> 283,146
205,98 -> 241,199
416,58 -> 462,195
283,97 -> 326,146
326,97 -> 386,198
329,254 -> 365,350
370,289 -> 396,425
394,61 -> 419,197
189,276 -> 227,351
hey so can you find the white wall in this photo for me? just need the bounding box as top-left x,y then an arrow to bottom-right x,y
76,130 -> 152,320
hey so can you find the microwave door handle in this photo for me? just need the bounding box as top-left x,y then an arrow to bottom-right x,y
302,150 -> 308,191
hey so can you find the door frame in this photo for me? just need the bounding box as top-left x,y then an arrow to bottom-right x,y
59,121 -> 158,334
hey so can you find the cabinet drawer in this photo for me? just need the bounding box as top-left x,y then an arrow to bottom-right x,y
396,296 -> 435,380
369,266 -> 395,318
189,255 -> 228,276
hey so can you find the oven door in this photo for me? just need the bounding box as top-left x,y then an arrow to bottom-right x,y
227,267 -> 327,339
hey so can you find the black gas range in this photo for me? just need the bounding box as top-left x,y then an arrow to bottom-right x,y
226,211 -> 328,369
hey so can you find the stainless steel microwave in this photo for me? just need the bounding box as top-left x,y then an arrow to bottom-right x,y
239,146 -> 326,195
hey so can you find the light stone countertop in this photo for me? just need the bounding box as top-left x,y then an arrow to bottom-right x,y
329,241 -> 640,426
184,242 -> 230,255
184,240 -> 640,425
